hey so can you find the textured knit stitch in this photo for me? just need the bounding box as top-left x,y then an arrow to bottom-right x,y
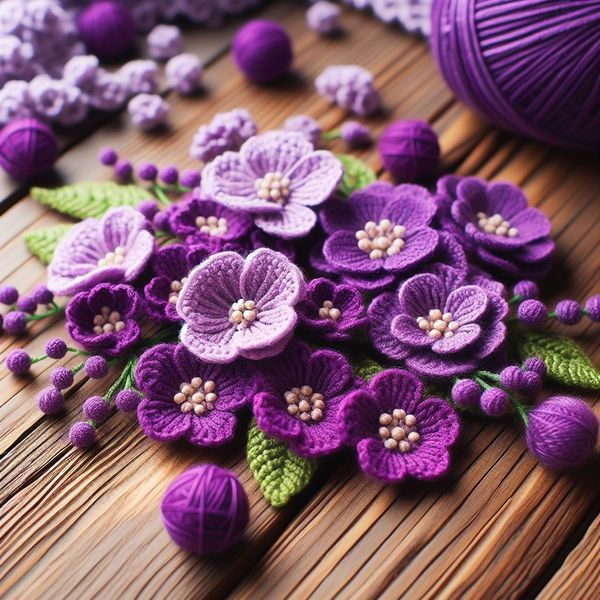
336,154 -> 377,196
25,224 -> 72,264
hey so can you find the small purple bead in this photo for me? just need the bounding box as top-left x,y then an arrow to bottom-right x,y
451,379 -> 481,407
16,295 -> 37,315
137,162 -> 158,181
32,284 -> 54,305
480,387 -> 510,417
115,389 -> 141,412
45,338 -> 68,359
159,165 -> 179,185
51,367 -> 75,390
83,396 -> 112,423
114,159 -> 133,181
137,199 -> 160,221
69,421 -> 96,448
3,311 -> 27,334
523,357 -> 547,377
518,299 -> 548,326
180,169 -> 201,189
37,387 -> 65,415
84,356 -> 109,379
340,121 -> 371,147
499,366 -> 523,392
520,371 -> 543,397
584,295 -> 600,322
0,285 -> 19,305
153,211 -> 171,232
554,300 -> 582,325
513,280 -> 539,300
6,349 -> 32,374
99,147 -> 118,166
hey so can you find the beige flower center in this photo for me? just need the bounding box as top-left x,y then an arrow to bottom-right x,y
477,212 -> 518,237
195,215 -> 228,236
379,409 -> 420,452
97,245 -> 126,267
168,277 -> 188,304
355,219 -> 406,260
229,299 -> 257,330
93,305 -> 125,334
416,309 -> 460,339
285,385 -> 325,422
254,171 -> 291,204
173,377 -> 217,415
318,299 -> 341,321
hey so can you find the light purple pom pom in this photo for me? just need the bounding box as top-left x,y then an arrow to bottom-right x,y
128,94 -> 170,131
147,24 -> 183,61
69,421 -> 96,448
518,299 -> 548,326
340,120 -> 371,146
554,300 -> 582,325
120,60 -> 160,95
480,387 -> 510,417
306,1 -> 341,34
165,53 -> 203,95
6,349 -> 32,374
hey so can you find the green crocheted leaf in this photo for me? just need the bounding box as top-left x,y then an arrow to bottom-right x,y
24,224 -> 73,264
516,330 -> 600,390
350,354 -> 385,382
336,154 -> 377,197
30,182 -> 149,220
247,419 -> 316,508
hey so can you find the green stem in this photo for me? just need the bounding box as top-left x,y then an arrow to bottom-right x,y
508,294 -> 522,305
511,396 -> 529,425
473,370 -> 501,384
72,362 -> 86,374
548,311 -> 557,318
103,360 -> 134,403
31,354 -> 47,364
152,183 -> 171,206
322,129 -> 341,140
26,304 -> 65,322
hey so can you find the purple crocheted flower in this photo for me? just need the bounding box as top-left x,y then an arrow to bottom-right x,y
165,53 -> 203,95
297,277 -> 367,342
0,80 -> 32,125
436,176 -> 554,279
136,343 -> 256,447
120,59 -> 160,95
368,270 -> 508,377
253,341 -> 357,457
128,93 -> 169,131
177,248 -> 305,363
147,24 -> 182,61
169,194 -> 253,245
89,69 -> 128,111
321,182 -> 439,292
28,75 -> 87,126
339,369 -> 460,483
66,284 -> 141,357
202,131 -> 343,239
48,207 -> 154,297
62,55 -> 99,91
250,229 -> 297,262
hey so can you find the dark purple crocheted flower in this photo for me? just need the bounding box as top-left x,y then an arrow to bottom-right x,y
250,229 -> 296,262
253,341 -> 358,458
66,284 -> 142,357
339,369 -> 460,483
297,277 -> 367,342
321,182 -> 439,293
136,343 -> 256,447
169,194 -> 253,245
436,176 -> 554,279
369,269 -> 508,377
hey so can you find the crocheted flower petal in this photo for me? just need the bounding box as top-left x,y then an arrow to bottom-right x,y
241,131 -> 313,177
180,321 -> 238,364
235,305 -> 297,356
514,238 -> 555,264
323,231 -> 383,274
340,271 -> 397,293
402,443 -> 451,481
451,200 -> 476,229
286,151 -> 343,207
405,352 -> 476,378
386,184 -> 437,228
123,230 -> 155,281
397,273 -> 445,317
241,248 -> 305,310
415,396 -> 461,447
368,292 -> 411,360
431,323 -> 481,354
338,389 -> 380,445
487,182 -> 528,220
254,202 -> 317,239
383,228 -> 439,273
254,391 -> 303,443
50,218 -> 106,272
293,407 -> 344,457
357,437 -> 408,484
152,245 -> 189,280
307,350 -> 353,397
101,207 -> 146,249
445,285 -> 489,324
137,398 -> 191,442
370,368 -> 424,410
48,267 -> 124,297
473,245 -> 521,277
134,345 -> 180,397
473,294 -> 508,360
456,178 -> 489,214
391,314 -> 433,348
187,410 -> 236,447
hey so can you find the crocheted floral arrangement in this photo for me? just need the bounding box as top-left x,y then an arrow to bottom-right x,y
3,112 -> 599,508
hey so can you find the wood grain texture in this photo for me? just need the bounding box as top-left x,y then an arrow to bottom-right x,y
0,3 -> 599,599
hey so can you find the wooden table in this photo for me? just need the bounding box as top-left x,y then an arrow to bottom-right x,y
1,3 -> 599,598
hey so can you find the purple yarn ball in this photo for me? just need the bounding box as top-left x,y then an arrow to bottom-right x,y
78,1 -> 136,61
6,349 -> 32,375
16,295 -> 37,315
45,338 -> 68,359
526,396 -> 599,470
180,169 -> 201,189
159,165 -> 179,185
480,387 -> 510,417
378,120 -> 440,182
69,421 -> 97,448
513,280 -> 539,300
554,300 -> 582,325
0,285 -> 19,305
499,366 -> 523,392
518,299 -> 548,326
0,118 -> 58,181
3,311 -> 27,334
114,159 -> 133,181
161,465 -> 249,555
451,378 -> 481,407
523,357 -> 547,377
585,294 -> 600,322
51,367 -> 75,390
84,356 -> 109,379
38,387 -> 65,415
99,147 -> 118,166
153,211 -> 171,232
32,284 -> 54,305
115,389 -> 141,412
233,20 -> 293,83
83,396 -> 112,423
137,162 -> 158,181
520,371 -> 543,397
137,199 -> 160,221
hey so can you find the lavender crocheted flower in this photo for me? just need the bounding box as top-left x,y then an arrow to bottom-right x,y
321,182 -> 439,292
169,194 -> 253,245
177,248 -> 305,363
128,93 -> 169,130
339,369 -> 460,483
136,343 -> 256,447
202,131 -> 343,239
48,207 -> 154,296
368,270 -> 508,377
62,55 -> 99,91
253,341 -> 357,457
28,75 -> 87,126
283,115 -> 322,146
165,53 -> 203,95
0,80 -> 32,125
66,284 -> 141,357
306,1 -> 341,34
436,176 -> 554,278
89,69 -> 127,111
147,24 -> 182,60
297,277 -> 367,342
120,59 -> 159,95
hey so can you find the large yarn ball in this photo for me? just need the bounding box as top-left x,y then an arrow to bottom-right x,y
161,465 -> 249,555
0,118 -> 59,181
378,120 -> 440,182
233,20 -> 293,82
431,0 -> 600,151
77,1 -> 136,61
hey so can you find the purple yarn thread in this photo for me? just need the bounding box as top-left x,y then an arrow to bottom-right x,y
161,464 -> 249,555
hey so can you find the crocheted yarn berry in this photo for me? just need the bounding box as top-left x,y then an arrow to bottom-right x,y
340,121 -> 371,147
147,24 -> 182,61
115,389 -> 141,412
499,366 -> 523,392
32,285 -> 54,305
233,20 -> 293,82
518,299 -> 548,326
51,367 -> 74,390
523,357 -> 547,377
16,296 -> 37,315
283,115 -> 322,146
315,65 -> 380,116
3,311 -> 27,334
451,379 -> 481,407
0,285 -> 19,305
0,118 -> 58,181
45,338 -> 68,359
6,349 -> 31,375
480,387 -> 509,417
513,280 -> 539,300
306,1 -> 341,34
99,147 -> 118,166
554,300 -> 582,325
69,421 -> 96,448
137,200 -> 160,221
180,170 -> 201,189
115,159 -> 133,180
585,295 -> 600,322
161,465 -> 249,555
137,163 -> 158,181
160,165 -> 179,185
84,355 -> 109,379
520,371 -> 543,397
83,396 -> 111,423
166,53 -> 203,95
526,396 -> 599,470
38,387 -> 65,415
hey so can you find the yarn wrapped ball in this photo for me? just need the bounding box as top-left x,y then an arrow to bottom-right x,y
431,0 -> 600,151
233,20 -> 293,82
161,465 -> 249,555
378,120 -> 440,182
77,1 -> 136,61
526,396 -> 598,470
0,119 -> 59,181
